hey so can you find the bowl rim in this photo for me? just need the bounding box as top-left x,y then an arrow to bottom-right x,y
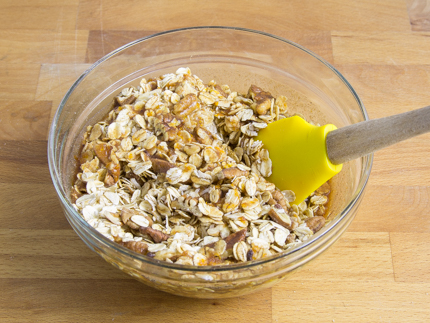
48,26 -> 373,272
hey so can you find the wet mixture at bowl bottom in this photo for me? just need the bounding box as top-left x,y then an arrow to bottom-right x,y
72,67 -> 331,266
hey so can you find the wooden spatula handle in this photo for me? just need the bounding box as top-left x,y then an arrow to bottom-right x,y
326,105 -> 430,165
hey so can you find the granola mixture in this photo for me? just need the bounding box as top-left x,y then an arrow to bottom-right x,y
72,67 -> 331,266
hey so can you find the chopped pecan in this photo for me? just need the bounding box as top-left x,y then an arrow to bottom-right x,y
119,240 -> 148,255
115,94 -> 136,106
247,85 -> 274,115
94,142 -> 112,165
173,93 -> 200,118
139,226 -> 169,243
286,233 -> 296,244
271,190 -> 289,213
104,173 -> 115,187
125,170 -> 144,186
195,127 -> 213,145
106,161 -> 121,183
255,99 -> 272,115
268,205 -> 294,230
224,229 -> 247,250
267,198 -> 277,206
148,156 -> 175,174
305,216 -> 325,233
206,229 -> 247,250
218,167 -> 249,180
120,208 -> 150,230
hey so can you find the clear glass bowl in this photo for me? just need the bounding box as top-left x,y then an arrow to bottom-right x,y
48,27 -> 372,298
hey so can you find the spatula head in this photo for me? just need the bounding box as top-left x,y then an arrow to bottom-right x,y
256,116 -> 342,204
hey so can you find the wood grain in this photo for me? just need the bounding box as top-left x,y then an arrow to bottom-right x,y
0,141 -> 49,184
0,29 -> 88,64
35,63 -> 91,130
391,232 -> 430,282
0,183 -> 69,230
1,0 -> 430,321
370,139 -> 430,186
349,185 -> 430,233
0,3 -> 79,30
0,63 -> 40,100
332,32 -> 430,65
0,279 -> 272,322
291,232 -> 394,281
0,101 -> 51,140
272,281 -> 430,322
76,0 -> 411,32
336,64 -> 430,113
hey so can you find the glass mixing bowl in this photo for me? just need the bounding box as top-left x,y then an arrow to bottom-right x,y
48,27 -> 372,298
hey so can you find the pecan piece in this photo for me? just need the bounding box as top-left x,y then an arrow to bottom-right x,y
148,156 -> 175,174
121,208 -> 153,230
106,161 -> 121,183
139,226 -> 169,243
94,142 -> 112,165
218,167 -> 249,180
271,190 -> 289,213
118,240 -> 148,255
286,233 -> 296,244
173,93 -> 200,118
305,216 -> 325,233
247,85 -> 274,115
115,94 -> 136,106
104,174 -> 115,187
268,205 -> 294,230
224,229 -> 247,250
206,229 -> 247,250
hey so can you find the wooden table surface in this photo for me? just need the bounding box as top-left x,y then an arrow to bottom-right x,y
1,0 -> 430,322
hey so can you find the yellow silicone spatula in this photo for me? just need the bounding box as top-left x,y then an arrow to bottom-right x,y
256,105 -> 430,205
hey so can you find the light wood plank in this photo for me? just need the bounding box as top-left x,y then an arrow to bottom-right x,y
349,185 -> 430,233
0,140 -> 49,184
0,5 -> 78,30
77,0 -> 411,32
84,30 -> 334,64
0,29 -> 89,64
0,279 -> 272,322
35,63 -> 91,131
272,280 -> 430,322
0,101 -> 51,140
85,30 -> 159,63
0,230 -> 91,256
0,229 -> 129,280
391,232 -> 430,282
0,63 -> 40,100
332,32 -> 430,65
370,139 -> 430,186
336,64 -> 430,115
291,232 -> 394,281
0,0 -> 80,5
0,183 -> 69,229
